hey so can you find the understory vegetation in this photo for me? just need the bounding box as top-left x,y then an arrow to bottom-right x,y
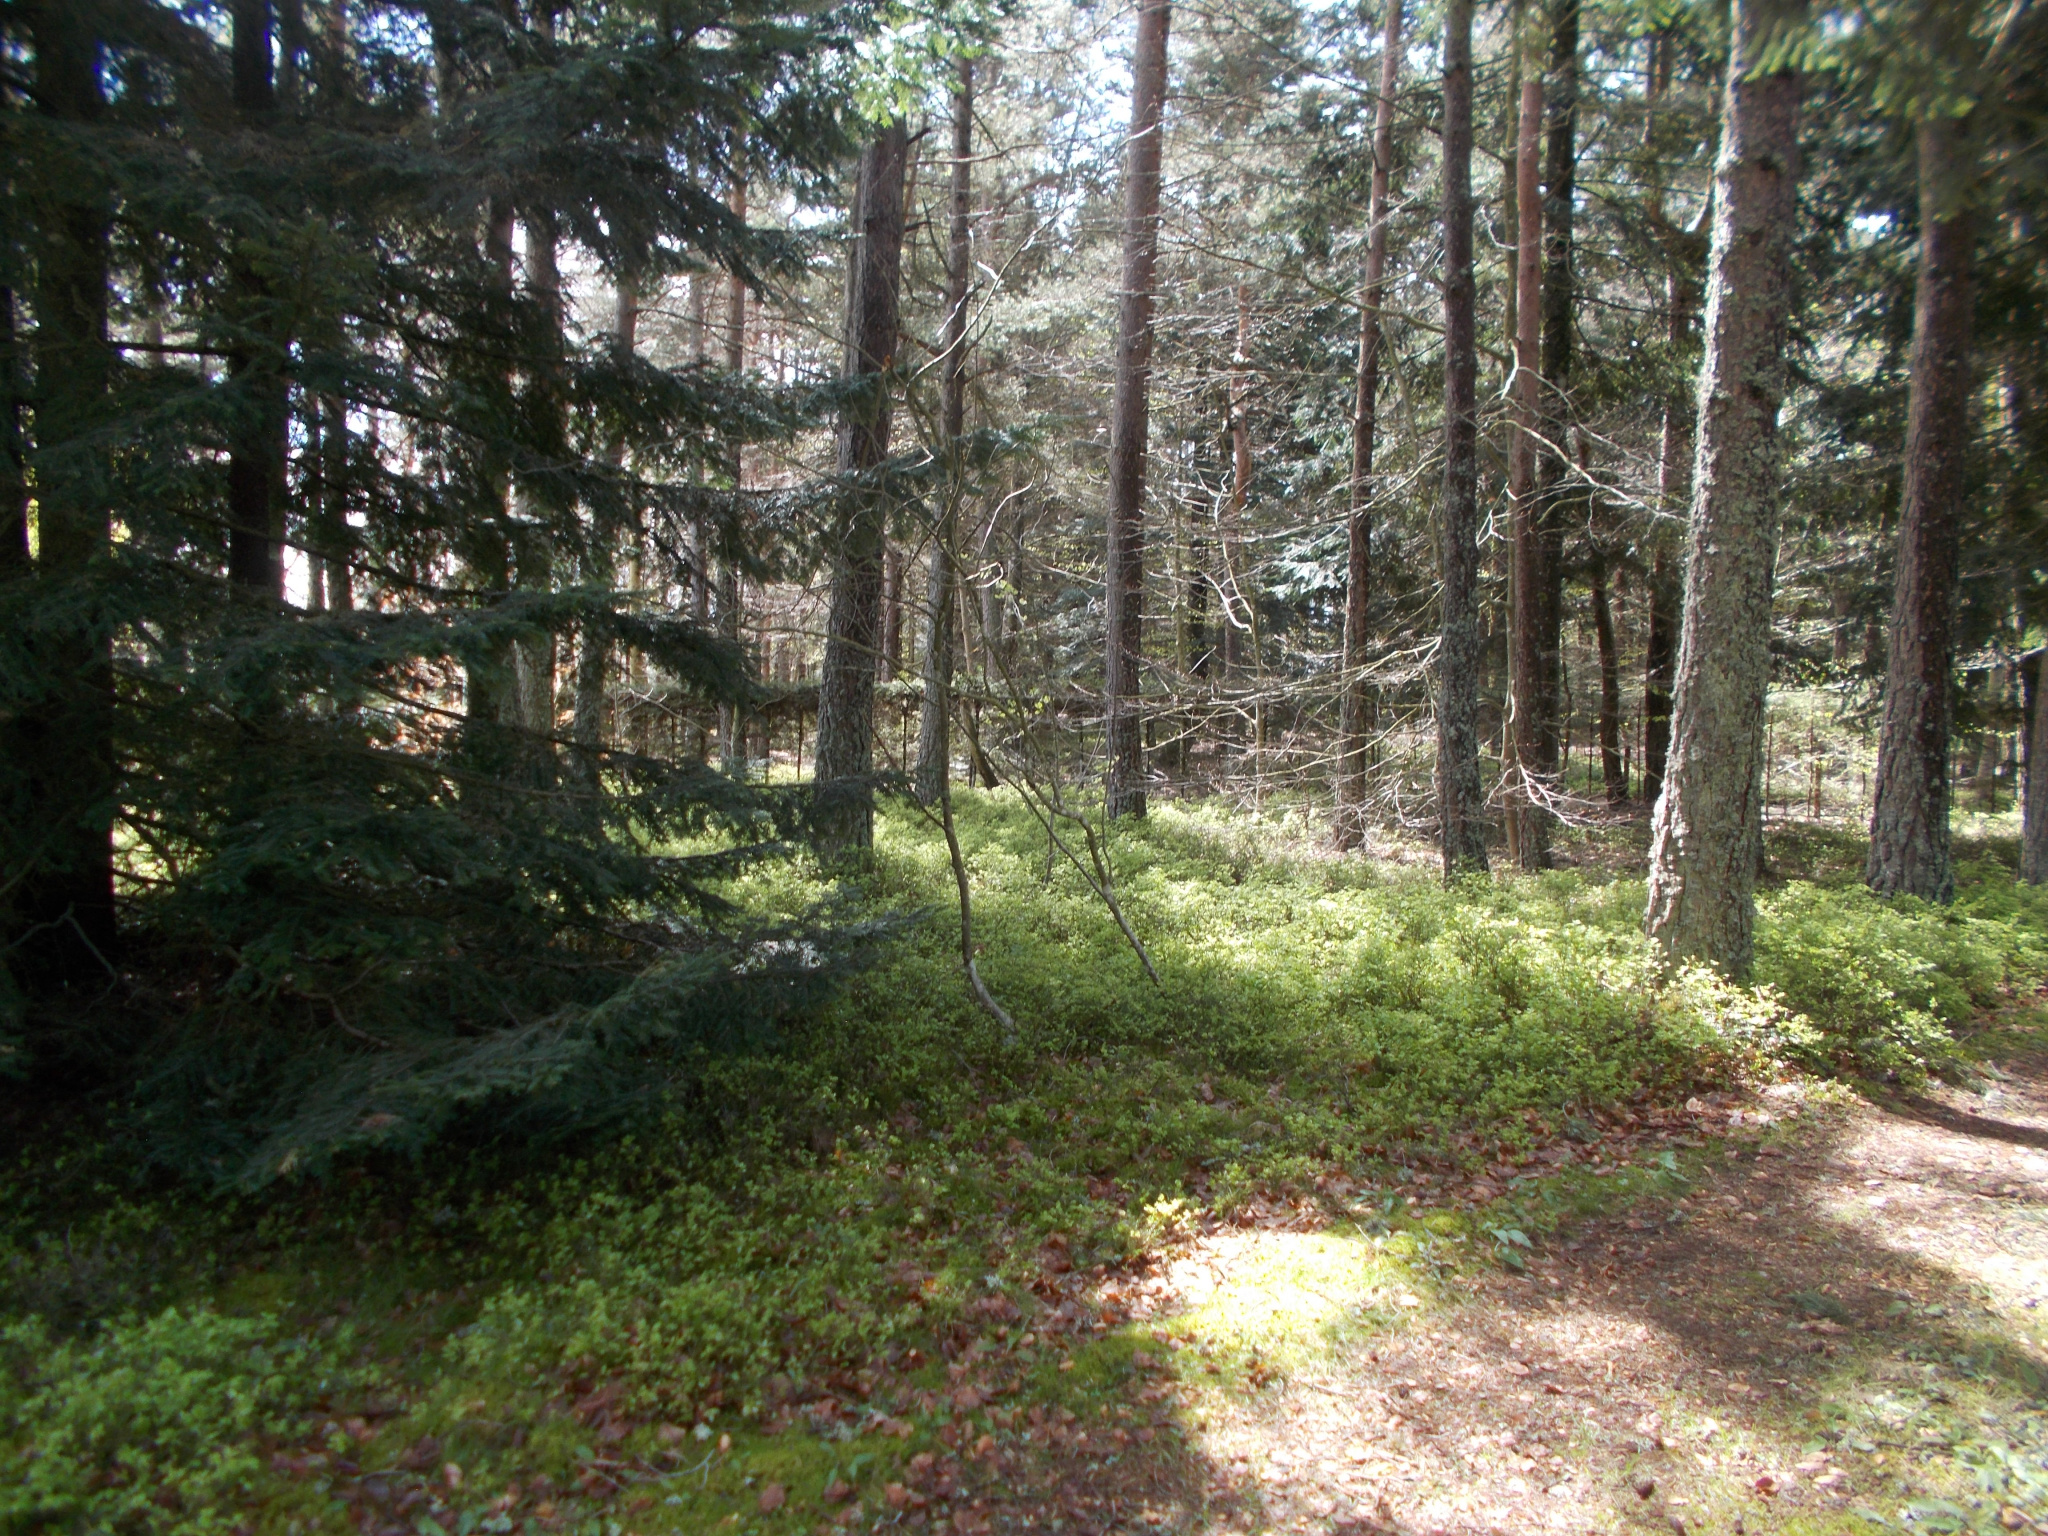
4,796 -> 2042,1535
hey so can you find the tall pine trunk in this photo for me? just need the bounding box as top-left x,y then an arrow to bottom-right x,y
14,1 -> 117,988
1435,0 -> 1490,878
1334,0 -> 1403,850
2024,648 -> 2047,883
1507,38 -> 1545,867
227,0 -> 286,600
1642,33 -> 1692,809
718,177 -> 749,778
1223,285 -> 1253,682
915,62 -> 974,807
1104,0 -> 1170,821
1590,548 -> 1625,804
1527,0 -> 1578,853
514,206 -> 561,751
1866,114 -> 1978,904
573,273 -> 637,780
1644,0 -> 1805,976
814,125 -> 909,853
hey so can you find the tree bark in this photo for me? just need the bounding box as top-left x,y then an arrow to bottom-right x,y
1507,45 -> 1545,867
14,0 -> 117,987
2024,648 -> 2047,883
513,207 -> 561,749
1528,0 -> 1578,842
1866,114 -> 1978,905
1642,33 -> 1693,811
1334,0 -> 1403,851
814,123 -> 909,852
2,288 -> 26,572
1104,0 -> 1171,821
1644,0 -> 1805,976
1435,0 -> 1490,878
227,0 -> 286,601
573,273 -> 637,778
881,541 -> 904,680
1223,284 -> 1253,682
718,176 -> 749,778
1590,547 -> 1625,804
915,63 -> 974,808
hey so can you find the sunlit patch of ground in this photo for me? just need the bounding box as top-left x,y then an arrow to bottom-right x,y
1019,1063 -> 2048,1536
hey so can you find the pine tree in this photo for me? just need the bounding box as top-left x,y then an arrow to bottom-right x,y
1,0 -> 875,1182
1645,0 -> 1808,976
1104,0 -> 1171,821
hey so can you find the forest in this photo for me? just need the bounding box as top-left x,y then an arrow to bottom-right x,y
4,0 -> 2048,1530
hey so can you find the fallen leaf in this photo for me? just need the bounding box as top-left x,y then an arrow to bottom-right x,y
824,1480 -> 851,1504
884,1483 -> 911,1510
757,1484 -> 785,1514
1753,1474 -> 1777,1498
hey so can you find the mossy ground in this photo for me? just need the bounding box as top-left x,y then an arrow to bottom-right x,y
2,794 -> 2045,1535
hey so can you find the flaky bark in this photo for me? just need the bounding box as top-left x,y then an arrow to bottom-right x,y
1866,114 -> 1978,905
1104,0 -> 1170,821
814,125 -> 909,853
915,62 -> 975,807
1644,0 -> 1805,976
1334,0 -> 1404,850
1435,0 -> 1489,878
1507,52 -> 1545,867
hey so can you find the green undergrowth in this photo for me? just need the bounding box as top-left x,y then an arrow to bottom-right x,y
2,795 -> 2043,1532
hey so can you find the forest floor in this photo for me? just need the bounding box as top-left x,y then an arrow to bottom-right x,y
962,1038 -> 2048,1536
7,801 -> 2047,1536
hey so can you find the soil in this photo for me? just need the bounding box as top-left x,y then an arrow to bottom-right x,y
968,1054 -> 2048,1535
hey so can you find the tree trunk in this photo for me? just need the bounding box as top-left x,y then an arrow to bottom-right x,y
915,63 -> 974,807
514,206 -> 561,750
881,541 -> 903,680
14,1 -> 117,988
573,273 -> 637,777
1529,0 -> 1578,833
814,124 -> 909,852
1334,0 -> 1403,851
1590,549 -> 1625,804
227,0 -> 286,601
1223,284 -> 1253,682
1104,0 -> 1170,821
2023,648 -> 2046,883
3,288 -> 27,571
1644,0 -> 1805,976
1507,42 -> 1545,867
1642,32 -> 1693,812
1435,0 -> 1490,878
1866,113 -> 1977,905
718,177 -> 749,778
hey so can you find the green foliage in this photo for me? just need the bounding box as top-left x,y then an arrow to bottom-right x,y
0,0 -> 885,1187
0,1307 -> 362,1535
1754,880 -> 2048,1078
0,799 -> 2042,1530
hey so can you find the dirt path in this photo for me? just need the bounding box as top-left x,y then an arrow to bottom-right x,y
982,1062 -> 2048,1535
